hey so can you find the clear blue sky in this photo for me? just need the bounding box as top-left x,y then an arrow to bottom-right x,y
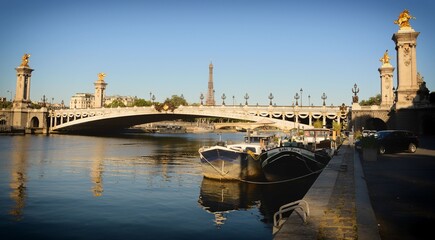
1,0 -> 434,106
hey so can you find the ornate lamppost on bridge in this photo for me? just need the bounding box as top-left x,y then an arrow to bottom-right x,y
294,92 -> 300,106
221,93 -> 226,105
200,93 -> 204,106
321,92 -> 327,106
300,88 -> 303,106
244,93 -> 249,106
352,83 -> 359,103
41,95 -> 47,108
232,95 -> 235,106
268,93 -> 274,106
308,95 -> 311,106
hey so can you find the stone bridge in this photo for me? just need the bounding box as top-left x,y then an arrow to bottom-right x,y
49,105 -> 349,133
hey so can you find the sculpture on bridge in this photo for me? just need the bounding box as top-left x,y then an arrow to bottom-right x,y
379,50 -> 390,65
20,53 -> 31,67
394,9 -> 415,29
98,72 -> 106,81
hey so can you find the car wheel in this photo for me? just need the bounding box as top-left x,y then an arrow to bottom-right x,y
379,145 -> 386,155
408,143 -> 417,153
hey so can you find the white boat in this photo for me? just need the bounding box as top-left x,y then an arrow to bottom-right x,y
294,128 -> 333,151
198,133 -> 276,181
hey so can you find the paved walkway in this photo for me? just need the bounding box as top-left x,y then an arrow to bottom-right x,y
274,141 -> 380,240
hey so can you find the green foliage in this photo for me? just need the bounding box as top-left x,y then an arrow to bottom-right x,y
360,94 -> 381,106
332,121 -> 341,134
165,95 -> 188,107
132,98 -> 152,107
28,102 -> 42,109
354,130 -> 362,140
313,119 -> 323,128
106,99 -> 126,108
0,101 -> 12,109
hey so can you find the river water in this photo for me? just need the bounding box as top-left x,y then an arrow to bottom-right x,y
0,133 -> 317,240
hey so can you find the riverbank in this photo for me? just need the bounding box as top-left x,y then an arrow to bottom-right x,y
274,140 -> 380,239
274,136 -> 435,239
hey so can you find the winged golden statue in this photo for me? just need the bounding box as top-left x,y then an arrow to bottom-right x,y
394,9 -> 415,29
380,50 -> 390,64
98,72 -> 106,80
20,53 -> 31,67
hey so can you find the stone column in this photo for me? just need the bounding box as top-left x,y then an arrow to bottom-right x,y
378,60 -> 395,108
392,28 -> 419,109
14,66 -> 34,109
94,73 -> 108,108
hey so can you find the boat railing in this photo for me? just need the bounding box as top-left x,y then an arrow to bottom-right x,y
272,199 -> 310,235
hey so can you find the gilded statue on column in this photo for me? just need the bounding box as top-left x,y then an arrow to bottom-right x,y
380,50 -> 390,64
98,72 -> 106,81
20,53 -> 31,67
394,9 -> 415,29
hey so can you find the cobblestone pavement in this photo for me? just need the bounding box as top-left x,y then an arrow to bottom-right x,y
274,143 -> 379,240
318,146 -> 357,239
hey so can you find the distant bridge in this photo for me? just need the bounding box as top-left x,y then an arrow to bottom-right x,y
49,105 -> 349,133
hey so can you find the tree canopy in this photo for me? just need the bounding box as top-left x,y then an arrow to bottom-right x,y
360,94 -> 381,106
164,95 -> 188,107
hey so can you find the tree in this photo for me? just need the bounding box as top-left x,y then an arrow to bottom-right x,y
360,94 -> 381,106
332,121 -> 342,135
165,95 -> 188,107
0,101 -> 12,109
133,98 -> 152,107
313,119 -> 323,128
106,99 -> 126,108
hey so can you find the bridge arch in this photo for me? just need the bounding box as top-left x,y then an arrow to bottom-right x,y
30,116 -> 39,128
364,117 -> 387,131
49,105 -> 349,134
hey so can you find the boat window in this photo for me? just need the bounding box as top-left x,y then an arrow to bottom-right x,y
245,147 -> 257,153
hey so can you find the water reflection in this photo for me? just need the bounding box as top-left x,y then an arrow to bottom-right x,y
9,136 -> 30,220
91,138 -> 106,197
198,178 -> 262,227
198,174 -> 320,227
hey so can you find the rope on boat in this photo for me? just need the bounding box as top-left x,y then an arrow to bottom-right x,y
215,168 -> 324,185
199,152 -> 230,176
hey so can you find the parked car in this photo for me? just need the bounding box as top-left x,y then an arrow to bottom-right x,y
374,130 -> 419,154
362,130 -> 377,137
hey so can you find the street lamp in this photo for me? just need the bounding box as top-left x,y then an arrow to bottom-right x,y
152,94 -> 156,104
300,88 -> 303,107
42,95 -> 47,107
308,95 -> 311,106
149,92 -> 152,102
232,95 -> 235,106
268,93 -> 274,106
200,93 -> 204,105
321,92 -> 327,106
294,93 -> 300,106
244,93 -> 249,105
221,93 -> 226,105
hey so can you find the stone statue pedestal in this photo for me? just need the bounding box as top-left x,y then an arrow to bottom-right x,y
13,65 -> 34,109
392,28 -> 420,109
378,63 -> 395,109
